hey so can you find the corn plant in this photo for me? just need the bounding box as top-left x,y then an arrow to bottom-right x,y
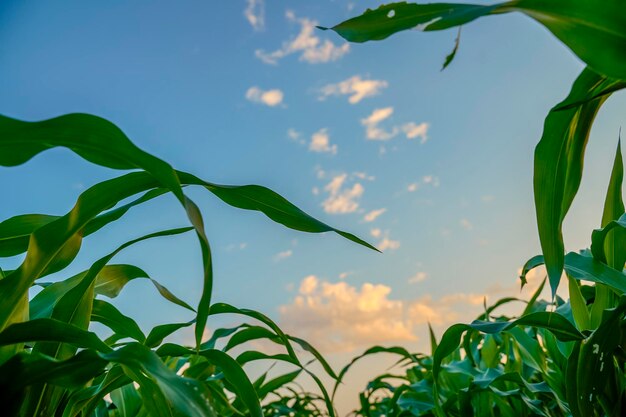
319,1 -> 626,416
0,113 -> 376,416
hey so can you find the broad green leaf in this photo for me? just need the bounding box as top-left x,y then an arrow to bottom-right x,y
322,0 -> 626,79
0,214 -> 59,257
0,114 -> 213,349
177,171 -> 378,252
257,369 -> 301,401
94,263 -> 195,312
0,172 -> 163,331
0,349 -> 107,390
591,144 -> 626,326
223,326 -> 277,352
103,343 -> 214,417
91,300 -> 145,343
0,319 -> 111,353
564,252 -> 626,294
0,189 -> 168,259
111,384 -> 142,417
534,68 -> 618,296
145,321 -> 194,348
567,275 -> 590,330
62,365 -> 131,417
576,297 -> 626,415
591,213 -> 626,266
157,343 -> 263,417
565,342 -> 582,417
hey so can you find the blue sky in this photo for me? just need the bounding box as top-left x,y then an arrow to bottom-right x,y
1,0 -> 625,412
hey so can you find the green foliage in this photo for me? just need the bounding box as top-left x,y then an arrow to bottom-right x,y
315,2 -> 626,416
0,113 -> 377,416
3,1 -> 626,416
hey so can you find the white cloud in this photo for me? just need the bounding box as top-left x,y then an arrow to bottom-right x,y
287,128 -> 305,144
278,266 -> 554,353
422,175 -> 440,187
407,183 -> 419,192
279,276 -> 416,352
402,122 -> 429,143
361,107 -> 430,142
244,0 -> 265,31
363,208 -> 386,223
273,249 -> 293,262
246,86 -> 284,107
318,75 -> 388,104
339,271 -> 353,280
353,171 -> 375,181
256,11 -> 350,65
361,107 -> 397,141
279,275 -> 536,353
408,271 -> 428,284
309,128 -> 337,155
322,174 -> 364,214
377,237 -> 400,251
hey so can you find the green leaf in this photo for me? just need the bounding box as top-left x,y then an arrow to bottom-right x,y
145,321 -> 195,349
576,297 -> 626,414
91,300 -> 146,343
103,343 -> 214,417
0,214 -> 59,257
177,172 -> 378,252
564,251 -> 626,294
0,319 -> 111,353
591,140 -> 625,326
322,0 -> 626,79
441,28 -> 461,70
93,264 -> 195,312
534,68 -> 619,296
433,312 -> 583,379
157,343 -> 263,417
567,275 -> 591,331
332,345 -> 416,400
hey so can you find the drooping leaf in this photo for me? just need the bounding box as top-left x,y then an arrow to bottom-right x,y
91,300 -> 146,343
321,0 -> 626,79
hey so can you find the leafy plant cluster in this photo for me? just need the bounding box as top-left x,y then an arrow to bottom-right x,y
1,1 -> 626,416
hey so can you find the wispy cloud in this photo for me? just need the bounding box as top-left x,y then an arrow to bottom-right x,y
322,173 -> 364,214
408,271 -> 428,284
244,0 -> 265,31
361,107 -> 430,142
256,11 -> 350,65
363,208 -> 386,223
309,128 -> 337,155
362,107 -> 397,140
402,122 -> 429,144
318,75 -> 388,104
246,86 -> 284,107
377,236 -> 400,251
273,249 -> 293,262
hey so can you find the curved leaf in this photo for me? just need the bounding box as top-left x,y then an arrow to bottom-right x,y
322,0 -> 626,79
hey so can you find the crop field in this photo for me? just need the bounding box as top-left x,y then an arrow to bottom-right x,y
1,1 -> 625,416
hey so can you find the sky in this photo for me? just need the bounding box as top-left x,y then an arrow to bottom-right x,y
1,0 -> 625,413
